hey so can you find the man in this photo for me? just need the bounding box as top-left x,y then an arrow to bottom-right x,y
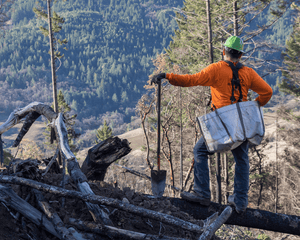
151,36 -> 273,213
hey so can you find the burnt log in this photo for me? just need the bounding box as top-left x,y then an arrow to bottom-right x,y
170,198 -> 300,236
0,175 -> 204,234
67,218 -> 189,240
81,137 -> 131,181
0,184 -> 60,238
199,206 -> 232,240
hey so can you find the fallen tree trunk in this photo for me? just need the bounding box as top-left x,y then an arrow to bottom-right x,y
81,137 -> 131,181
0,184 -> 60,238
67,218 -> 189,240
169,197 -> 300,236
0,175 -> 204,234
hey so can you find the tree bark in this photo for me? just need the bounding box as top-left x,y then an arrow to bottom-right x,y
206,0 -> 213,64
183,159 -> 194,191
81,137 -> 131,181
233,1 -> 238,36
0,134 -> 3,167
67,218 -> 189,240
216,153 -> 221,204
47,0 -> 58,113
0,184 -> 60,238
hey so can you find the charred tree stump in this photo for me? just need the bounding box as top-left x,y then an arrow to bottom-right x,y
0,184 -> 60,238
81,137 -> 131,181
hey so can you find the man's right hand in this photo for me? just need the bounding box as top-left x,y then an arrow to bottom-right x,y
151,73 -> 166,85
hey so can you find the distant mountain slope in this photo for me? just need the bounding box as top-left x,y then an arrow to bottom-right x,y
0,0 -> 182,120
0,0 -> 295,124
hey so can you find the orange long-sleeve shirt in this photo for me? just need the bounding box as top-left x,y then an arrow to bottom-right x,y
166,61 -> 273,109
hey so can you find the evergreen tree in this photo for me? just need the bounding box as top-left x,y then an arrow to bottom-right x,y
95,120 -> 113,143
280,5 -> 300,97
33,0 -> 68,114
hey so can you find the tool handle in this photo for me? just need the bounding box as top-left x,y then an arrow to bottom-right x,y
157,81 -> 161,171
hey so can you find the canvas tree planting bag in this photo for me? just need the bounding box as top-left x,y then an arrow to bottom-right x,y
197,101 -> 265,153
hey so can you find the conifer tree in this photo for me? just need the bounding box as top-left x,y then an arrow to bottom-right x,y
95,120 -> 113,143
33,0 -> 68,114
280,5 -> 300,97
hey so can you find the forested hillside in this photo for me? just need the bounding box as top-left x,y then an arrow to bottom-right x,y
0,0 -> 182,121
0,0 -> 295,125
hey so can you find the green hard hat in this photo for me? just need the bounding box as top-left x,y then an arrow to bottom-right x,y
224,36 -> 244,52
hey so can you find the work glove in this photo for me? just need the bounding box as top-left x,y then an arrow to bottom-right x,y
151,73 -> 166,85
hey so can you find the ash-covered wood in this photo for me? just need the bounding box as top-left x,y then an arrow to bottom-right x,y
81,137 -> 131,181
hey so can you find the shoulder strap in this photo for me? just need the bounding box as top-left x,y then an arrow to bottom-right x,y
224,60 -> 244,103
